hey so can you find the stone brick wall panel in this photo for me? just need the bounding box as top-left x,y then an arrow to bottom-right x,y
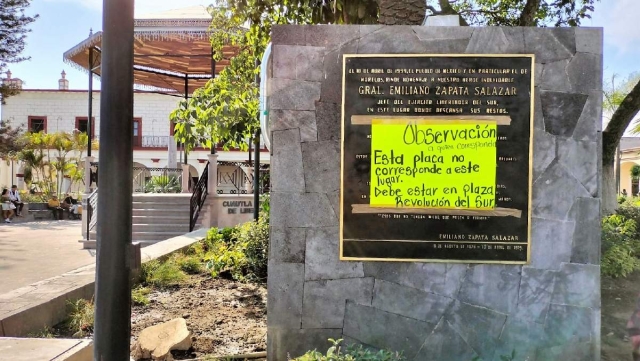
268,25 -> 602,360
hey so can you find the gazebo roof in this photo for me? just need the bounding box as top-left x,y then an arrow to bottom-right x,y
63,6 -> 237,95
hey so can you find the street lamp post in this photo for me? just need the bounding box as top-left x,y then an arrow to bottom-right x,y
93,0 -> 134,359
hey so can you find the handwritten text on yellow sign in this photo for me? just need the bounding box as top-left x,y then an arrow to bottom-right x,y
370,120 -> 498,210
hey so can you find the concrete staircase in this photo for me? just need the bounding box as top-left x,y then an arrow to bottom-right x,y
131,194 -> 191,245
84,193 -> 192,248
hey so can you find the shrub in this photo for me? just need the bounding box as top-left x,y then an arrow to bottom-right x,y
233,216 -> 269,280
619,196 -> 628,204
144,175 -> 181,193
65,299 -> 94,338
617,204 -> 640,238
186,241 -> 205,257
220,227 -> 236,243
132,286 -> 151,306
602,214 -> 640,278
176,255 -> 203,274
204,235 -> 248,280
27,326 -> 56,338
203,217 -> 269,282
295,339 -> 404,361
260,193 -> 270,219
141,259 -> 186,287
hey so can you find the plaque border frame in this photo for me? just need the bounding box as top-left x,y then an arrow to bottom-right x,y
339,53 -> 536,265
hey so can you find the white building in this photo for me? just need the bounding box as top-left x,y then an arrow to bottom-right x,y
0,71 -> 268,191
0,5 -> 270,192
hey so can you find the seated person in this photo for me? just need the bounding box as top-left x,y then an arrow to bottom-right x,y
1,189 -> 14,223
48,195 -> 64,220
9,185 -> 24,217
62,193 -> 79,215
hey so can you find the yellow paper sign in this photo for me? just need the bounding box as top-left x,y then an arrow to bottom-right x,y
370,119 -> 498,210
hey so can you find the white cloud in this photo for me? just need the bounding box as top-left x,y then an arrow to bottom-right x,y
43,0 -> 213,16
589,0 -> 640,54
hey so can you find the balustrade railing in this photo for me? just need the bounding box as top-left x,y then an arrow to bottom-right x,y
133,166 -> 183,193
190,161 -> 209,231
138,136 -> 171,148
86,188 -> 98,241
90,161 -> 268,195
216,161 -> 270,195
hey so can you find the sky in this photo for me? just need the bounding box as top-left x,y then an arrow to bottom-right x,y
6,0 -> 214,90
3,0 -> 640,125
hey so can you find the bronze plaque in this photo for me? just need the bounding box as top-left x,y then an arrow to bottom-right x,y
340,54 -> 534,264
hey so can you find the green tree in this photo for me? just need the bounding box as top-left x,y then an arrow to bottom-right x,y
602,73 -> 640,212
174,0 -> 603,154
170,3 -> 313,155
0,120 -> 22,155
227,0 -> 599,27
0,0 -> 38,102
18,131 -> 95,197
631,165 -> 640,181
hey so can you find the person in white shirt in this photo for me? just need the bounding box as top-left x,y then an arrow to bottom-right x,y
9,185 -> 24,217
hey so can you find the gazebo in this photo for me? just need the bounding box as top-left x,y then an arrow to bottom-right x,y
63,5 -> 237,162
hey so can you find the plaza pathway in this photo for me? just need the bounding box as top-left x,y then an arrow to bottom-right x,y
0,221 -> 94,294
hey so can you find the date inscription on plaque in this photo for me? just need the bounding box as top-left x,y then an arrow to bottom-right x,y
340,54 -> 534,264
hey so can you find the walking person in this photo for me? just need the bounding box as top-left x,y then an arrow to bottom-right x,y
1,189 -> 15,223
9,185 -> 24,216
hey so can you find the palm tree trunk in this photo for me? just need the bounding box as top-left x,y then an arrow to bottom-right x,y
378,0 -> 427,25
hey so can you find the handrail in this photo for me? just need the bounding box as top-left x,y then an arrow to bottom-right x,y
190,161 -> 209,231
86,188 -> 98,241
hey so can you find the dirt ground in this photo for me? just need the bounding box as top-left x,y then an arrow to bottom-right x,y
130,273 -> 267,359
44,267 -> 634,360
601,271 -> 640,361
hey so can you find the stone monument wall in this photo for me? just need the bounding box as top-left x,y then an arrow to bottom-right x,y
267,25 -> 603,361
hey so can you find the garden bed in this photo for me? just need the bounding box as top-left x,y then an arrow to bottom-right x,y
130,273 -> 266,359
601,271 -> 639,361
35,217 -> 270,360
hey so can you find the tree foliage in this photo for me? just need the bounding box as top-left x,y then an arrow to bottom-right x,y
226,0 -> 378,25
451,0 -> 598,26
0,120 -> 23,155
170,2 -> 314,154
18,131 -> 96,196
0,0 -> 38,102
603,73 -> 640,136
224,0 -> 598,26
173,0 -> 603,153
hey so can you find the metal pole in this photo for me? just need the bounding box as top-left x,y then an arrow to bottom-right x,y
253,58 -> 261,221
210,51 -> 216,155
93,0 -> 134,358
183,77 -> 189,165
88,47 -> 94,157
253,129 -> 260,221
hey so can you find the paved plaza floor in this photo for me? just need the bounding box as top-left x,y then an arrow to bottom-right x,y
0,221 -> 95,294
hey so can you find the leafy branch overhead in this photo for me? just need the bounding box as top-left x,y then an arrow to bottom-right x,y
0,0 -> 38,102
222,0 -> 599,26
172,0 -> 604,154
170,3 -> 314,153
0,120 -> 23,155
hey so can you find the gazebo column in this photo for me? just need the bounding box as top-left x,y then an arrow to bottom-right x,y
181,163 -> 190,193
81,155 -> 95,240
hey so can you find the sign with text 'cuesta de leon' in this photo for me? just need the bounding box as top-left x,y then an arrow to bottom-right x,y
340,54 -> 534,264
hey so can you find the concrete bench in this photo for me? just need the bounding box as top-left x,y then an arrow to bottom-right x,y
27,203 -> 80,221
